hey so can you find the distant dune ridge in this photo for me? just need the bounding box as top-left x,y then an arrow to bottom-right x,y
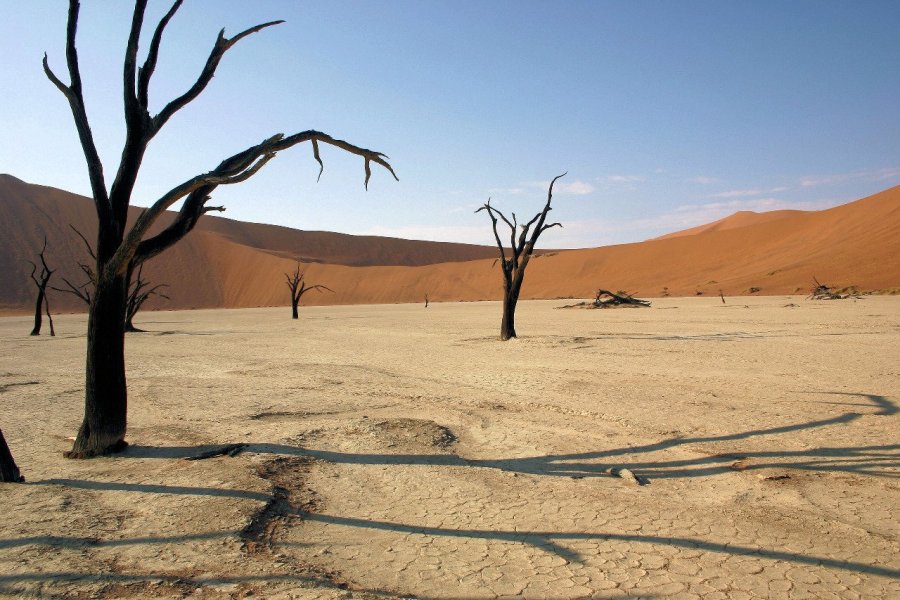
1,173 -> 898,314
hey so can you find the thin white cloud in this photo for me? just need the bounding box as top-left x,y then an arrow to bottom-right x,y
800,166 -> 900,187
493,178 -> 596,197
707,189 -> 763,198
556,180 -> 595,195
687,176 -> 718,184
706,186 -> 792,198
600,175 -> 643,184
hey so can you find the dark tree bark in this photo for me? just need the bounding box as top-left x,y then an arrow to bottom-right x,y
285,264 -> 333,319
476,174 -> 565,340
0,429 -> 24,483
28,237 -> 56,336
45,0 -> 396,458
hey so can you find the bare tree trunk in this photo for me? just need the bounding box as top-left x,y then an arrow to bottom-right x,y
291,300 -> 299,320
47,1 -> 392,457
500,293 -> 518,340
66,274 -> 129,458
30,287 -> 45,336
0,429 -> 24,482
29,238 -> 55,336
44,293 -> 55,336
477,174 -> 564,341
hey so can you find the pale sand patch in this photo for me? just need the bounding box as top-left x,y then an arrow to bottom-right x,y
0,296 -> 898,598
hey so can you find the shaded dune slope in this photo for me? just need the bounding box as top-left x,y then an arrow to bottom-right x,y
1,174 -> 898,313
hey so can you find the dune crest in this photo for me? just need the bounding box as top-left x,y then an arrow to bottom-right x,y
1,174 -> 898,314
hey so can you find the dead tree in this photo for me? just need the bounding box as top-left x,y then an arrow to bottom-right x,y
476,174 -> 564,340
0,429 -> 24,483
52,226 -> 168,332
285,265 -> 333,319
46,1 -> 396,458
28,237 -> 56,336
593,289 -> 651,308
809,277 -> 863,300
424,293 -> 429,308
125,264 -> 170,332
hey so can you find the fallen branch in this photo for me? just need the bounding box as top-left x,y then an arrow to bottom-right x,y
593,289 -> 651,308
184,443 -> 247,461
808,277 -> 863,300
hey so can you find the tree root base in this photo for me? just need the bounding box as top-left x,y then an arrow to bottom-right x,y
64,439 -> 129,459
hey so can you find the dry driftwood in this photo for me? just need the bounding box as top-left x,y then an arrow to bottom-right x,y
808,277 -> 863,300
593,289 -> 651,308
184,443 -> 247,461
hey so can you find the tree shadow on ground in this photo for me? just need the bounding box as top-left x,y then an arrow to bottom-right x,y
13,392 -> 897,581
121,391 -> 898,480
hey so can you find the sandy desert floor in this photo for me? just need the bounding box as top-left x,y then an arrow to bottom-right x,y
0,297 -> 898,599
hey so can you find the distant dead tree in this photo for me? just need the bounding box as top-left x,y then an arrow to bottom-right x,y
45,1 -> 396,457
285,265 -> 333,319
719,289 -> 726,304
593,289 -> 651,308
28,237 -> 56,336
52,226 -> 168,332
424,293 -> 429,308
125,264 -> 170,332
0,429 -> 24,483
477,174 -> 564,340
808,276 -> 863,300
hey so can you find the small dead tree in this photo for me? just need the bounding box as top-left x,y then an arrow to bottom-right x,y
0,429 -> 25,483
477,174 -> 564,340
593,289 -> 651,308
53,226 -> 167,332
125,264 -> 170,332
424,293 -> 429,308
285,265 -> 333,319
46,1 -> 396,458
28,237 -> 56,336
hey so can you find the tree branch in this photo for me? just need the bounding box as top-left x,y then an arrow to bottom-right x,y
43,0 -> 110,220
527,172 -> 566,250
69,224 -> 96,260
152,19 -> 284,131
123,0 -> 150,124
132,131 -> 396,267
475,201 -> 509,268
137,0 -> 183,109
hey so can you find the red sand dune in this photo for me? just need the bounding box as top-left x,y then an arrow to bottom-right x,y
654,209 -> 806,240
1,173 -> 898,314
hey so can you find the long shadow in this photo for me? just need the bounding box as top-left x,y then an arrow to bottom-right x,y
809,392 -> 897,416
120,392 -> 899,480
36,478 -> 270,502
3,505 -> 897,579
14,392 -> 895,581
301,512 -> 900,578
0,570 -> 456,600
0,570 -> 659,600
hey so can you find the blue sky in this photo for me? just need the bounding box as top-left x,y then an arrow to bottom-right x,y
2,1 -> 898,248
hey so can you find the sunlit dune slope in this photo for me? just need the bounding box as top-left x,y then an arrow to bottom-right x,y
654,209 -> 807,240
1,173 -> 897,313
